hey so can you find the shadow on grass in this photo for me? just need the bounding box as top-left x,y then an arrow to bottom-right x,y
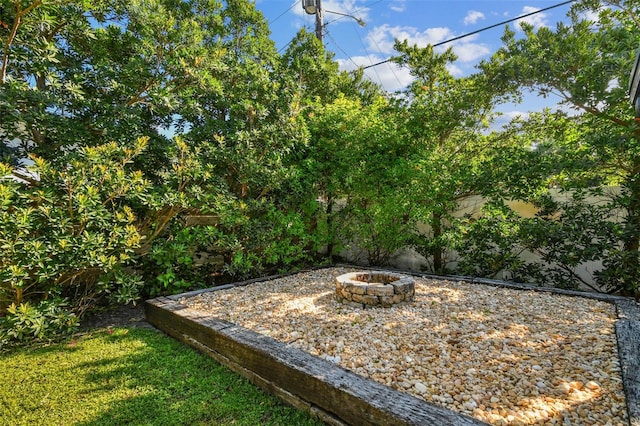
2,327 -> 323,426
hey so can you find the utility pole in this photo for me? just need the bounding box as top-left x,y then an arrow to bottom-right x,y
302,0 -> 364,43
302,0 -> 323,42
314,0 -> 323,42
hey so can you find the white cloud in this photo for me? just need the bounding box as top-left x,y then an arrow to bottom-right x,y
390,0 -> 406,13
579,10 -> 600,22
336,42 -> 490,93
464,10 -> 485,26
366,24 -> 454,55
503,110 -> 530,121
365,24 -> 491,64
446,64 -> 463,77
491,110 -> 530,130
337,55 -> 414,93
452,42 -> 491,62
515,6 -> 549,30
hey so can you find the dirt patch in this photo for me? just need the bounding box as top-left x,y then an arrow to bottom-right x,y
80,303 -> 155,331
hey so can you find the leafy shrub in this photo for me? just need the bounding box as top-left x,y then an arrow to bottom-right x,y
141,223 -> 224,296
518,193 -> 624,292
597,249 -> 640,297
338,196 -> 415,266
409,212 -> 459,274
140,197 -> 325,291
456,193 -> 631,294
0,140 -> 150,319
0,298 -> 79,348
219,199 -> 326,279
455,201 -> 529,279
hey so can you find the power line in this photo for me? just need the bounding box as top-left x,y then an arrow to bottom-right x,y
362,0 -> 578,70
269,1 -> 298,25
325,30 -> 362,69
324,0 -> 384,27
358,17 -> 403,89
277,39 -> 294,54
333,0 -> 394,89
352,22 -> 390,89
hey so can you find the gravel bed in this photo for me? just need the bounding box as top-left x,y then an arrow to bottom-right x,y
183,267 -> 628,425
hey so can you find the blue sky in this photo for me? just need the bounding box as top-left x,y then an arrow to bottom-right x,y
255,0 -> 579,123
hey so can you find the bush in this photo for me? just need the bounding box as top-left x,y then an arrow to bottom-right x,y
139,197 -> 326,292
141,223 -> 224,296
455,201 -> 529,280
338,196 -> 415,266
0,298 -> 79,348
456,193 -> 629,294
218,199 -> 326,279
0,140 -> 150,319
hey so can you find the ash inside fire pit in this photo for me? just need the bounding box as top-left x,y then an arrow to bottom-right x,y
335,271 -> 415,308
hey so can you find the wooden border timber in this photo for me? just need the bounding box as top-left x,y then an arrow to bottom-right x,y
184,215 -> 220,227
144,296 -> 486,426
145,266 -> 640,426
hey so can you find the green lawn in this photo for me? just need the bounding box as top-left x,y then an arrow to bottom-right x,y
1,327 -> 324,426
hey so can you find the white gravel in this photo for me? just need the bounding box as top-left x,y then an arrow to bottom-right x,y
183,267 -> 629,425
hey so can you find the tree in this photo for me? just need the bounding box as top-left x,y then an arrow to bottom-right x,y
0,0 -> 326,335
481,0 -> 640,298
304,94 -> 414,265
0,0 -> 226,172
391,41 -> 498,273
278,29 -> 387,261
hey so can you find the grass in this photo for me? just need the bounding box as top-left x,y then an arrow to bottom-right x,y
1,327 -> 324,426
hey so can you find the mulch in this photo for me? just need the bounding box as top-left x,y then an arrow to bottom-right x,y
79,303 -> 156,331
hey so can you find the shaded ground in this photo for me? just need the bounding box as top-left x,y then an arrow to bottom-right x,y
80,303 -> 154,331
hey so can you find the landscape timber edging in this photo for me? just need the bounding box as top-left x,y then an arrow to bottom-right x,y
145,265 -> 640,426
144,295 -> 487,426
615,299 -> 640,426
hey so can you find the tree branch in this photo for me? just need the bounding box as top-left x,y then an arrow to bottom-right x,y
1,11 -> 22,84
1,0 -> 42,84
10,169 -> 39,186
125,79 -> 157,107
136,205 -> 182,255
552,87 -> 631,127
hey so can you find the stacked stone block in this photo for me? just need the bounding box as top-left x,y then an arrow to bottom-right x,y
335,271 -> 415,308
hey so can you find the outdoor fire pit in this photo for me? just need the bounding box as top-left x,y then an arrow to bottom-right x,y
147,267 -> 639,425
335,271 -> 415,308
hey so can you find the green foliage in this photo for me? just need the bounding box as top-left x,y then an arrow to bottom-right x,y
339,198 -> 415,266
5,0 -> 640,350
455,201 -> 529,280
519,192 -> 621,291
1,0 -> 338,345
304,94 -> 416,265
391,40 -> 499,273
479,0 -> 640,298
216,199 -> 326,279
597,247 -> 640,296
457,192 -> 632,293
0,298 -> 79,347
0,141 -> 149,317
141,197 -> 327,291
142,224 -> 223,296
0,327 -> 323,425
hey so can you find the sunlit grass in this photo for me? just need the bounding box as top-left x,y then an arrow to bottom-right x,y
1,328 -> 324,426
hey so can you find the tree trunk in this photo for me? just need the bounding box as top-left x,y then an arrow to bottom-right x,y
326,196 -> 335,261
432,212 -> 443,273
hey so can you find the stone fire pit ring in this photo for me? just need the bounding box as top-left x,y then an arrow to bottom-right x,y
335,271 -> 415,308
